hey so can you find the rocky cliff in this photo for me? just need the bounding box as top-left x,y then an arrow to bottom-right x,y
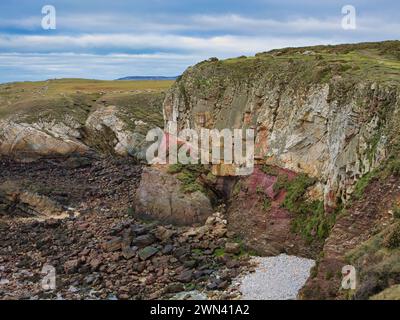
162,41 -> 400,299
164,42 -> 400,209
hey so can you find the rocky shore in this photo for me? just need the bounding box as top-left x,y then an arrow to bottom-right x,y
0,156 -> 255,300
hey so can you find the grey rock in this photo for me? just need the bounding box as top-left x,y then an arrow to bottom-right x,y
132,234 -> 156,248
138,246 -> 159,261
176,270 -> 193,283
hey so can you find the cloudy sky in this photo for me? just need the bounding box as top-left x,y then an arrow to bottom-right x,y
0,0 -> 399,83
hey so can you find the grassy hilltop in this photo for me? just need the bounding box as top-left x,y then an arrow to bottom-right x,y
0,78 -> 174,125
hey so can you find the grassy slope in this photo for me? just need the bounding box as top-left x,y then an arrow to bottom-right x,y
0,78 -> 174,125
186,41 -> 400,93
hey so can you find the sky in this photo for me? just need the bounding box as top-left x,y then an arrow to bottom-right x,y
0,0 -> 399,83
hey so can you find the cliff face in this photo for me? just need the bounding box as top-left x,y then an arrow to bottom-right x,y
164,44 -> 400,209
162,41 -> 400,298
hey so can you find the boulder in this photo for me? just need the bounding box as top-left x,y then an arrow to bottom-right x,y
135,167 -> 214,226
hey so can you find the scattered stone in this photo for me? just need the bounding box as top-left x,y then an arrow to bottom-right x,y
122,246 -> 138,260
171,290 -> 208,300
0,155 -> 251,300
132,234 -> 156,248
89,258 -> 102,271
225,243 -> 241,255
218,280 -> 229,290
84,274 -> 96,285
213,225 -> 227,238
154,226 -> 174,241
205,216 -> 216,226
64,259 -> 79,274
176,270 -> 193,283
103,237 -> 122,252
131,225 -> 147,236
173,247 -> 188,259
207,282 -> 218,290
138,246 -> 159,261
162,244 -> 174,254
122,228 -> 134,248
165,283 -> 185,294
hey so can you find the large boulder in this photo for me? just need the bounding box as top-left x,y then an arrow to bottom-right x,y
135,167 -> 214,226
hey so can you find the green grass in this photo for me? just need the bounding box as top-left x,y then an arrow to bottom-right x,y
353,172 -> 377,200
256,186 -> 265,194
281,173 -> 316,212
262,198 -> 272,211
232,181 -> 242,196
1,78 -> 173,95
383,223 -> 400,249
191,248 -> 204,256
167,163 -> 208,194
291,200 -> 337,242
272,171 -> 337,243
181,42 -> 400,107
213,248 -> 225,257
346,221 -> 400,298
353,153 -> 400,200
261,164 -> 279,176
273,173 -> 289,193
0,78 -> 172,123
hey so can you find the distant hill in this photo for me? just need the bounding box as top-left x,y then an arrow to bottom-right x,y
117,76 -> 178,81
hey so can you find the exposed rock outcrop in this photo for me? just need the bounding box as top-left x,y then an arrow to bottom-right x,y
134,167 -> 214,226
0,181 -> 71,219
300,176 -> 400,299
227,166 -> 318,257
161,42 -> 400,299
0,88 -> 166,161
164,63 -> 398,210
0,120 -> 88,160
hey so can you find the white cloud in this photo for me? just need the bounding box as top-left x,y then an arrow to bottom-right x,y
2,12 -> 399,37
1,10 -> 398,83
0,33 -> 336,56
